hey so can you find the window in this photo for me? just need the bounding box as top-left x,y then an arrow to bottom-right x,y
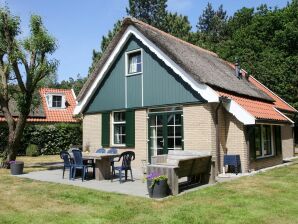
113,112 -> 126,145
127,51 -> 142,74
254,125 -> 274,158
52,95 -> 62,108
45,94 -> 65,109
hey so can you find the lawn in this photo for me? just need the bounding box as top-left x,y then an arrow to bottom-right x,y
1,158 -> 298,224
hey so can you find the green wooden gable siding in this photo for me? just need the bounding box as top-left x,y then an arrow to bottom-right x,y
127,75 -> 142,108
84,35 -> 205,114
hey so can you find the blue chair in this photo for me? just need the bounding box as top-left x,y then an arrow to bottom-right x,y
107,148 -> 118,176
72,149 -> 89,181
224,155 -> 241,174
60,150 -> 73,179
96,148 -> 106,153
112,151 -> 135,183
107,148 -> 118,154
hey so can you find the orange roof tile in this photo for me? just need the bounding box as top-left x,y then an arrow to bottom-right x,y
218,91 -> 288,122
248,76 -> 297,113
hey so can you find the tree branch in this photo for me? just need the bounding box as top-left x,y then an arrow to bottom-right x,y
11,61 -> 26,93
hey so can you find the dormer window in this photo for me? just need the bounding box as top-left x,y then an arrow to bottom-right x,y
127,50 -> 142,75
46,94 -> 66,109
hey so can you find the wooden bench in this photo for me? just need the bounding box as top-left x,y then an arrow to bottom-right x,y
147,151 -> 211,195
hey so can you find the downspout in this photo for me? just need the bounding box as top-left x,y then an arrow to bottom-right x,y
215,99 -> 223,173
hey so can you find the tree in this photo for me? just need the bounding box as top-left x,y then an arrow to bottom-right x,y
216,1 -> 298,109
89,20 -> 121,74
163,12 -> 192,41
0,7 -> 58,165
126,0 -> 167,29
51,74 -> 87,96
196,3 -> 228,45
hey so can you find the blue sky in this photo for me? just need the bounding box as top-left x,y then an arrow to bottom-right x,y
1,0 -> 289,81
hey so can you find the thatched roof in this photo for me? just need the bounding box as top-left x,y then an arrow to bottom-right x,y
77,17 -> 272,103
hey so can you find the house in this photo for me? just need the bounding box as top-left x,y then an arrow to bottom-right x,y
0,88 -> 78,123
74,17 -> 297,175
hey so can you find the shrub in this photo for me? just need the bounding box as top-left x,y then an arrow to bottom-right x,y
0,123 -> 82,155
26,144 -> 39,157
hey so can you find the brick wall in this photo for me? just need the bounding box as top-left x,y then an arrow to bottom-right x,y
282,125 -> 294,159
83,114 -> 102,152
222,110 -> 249,173
83,110 -> 147,170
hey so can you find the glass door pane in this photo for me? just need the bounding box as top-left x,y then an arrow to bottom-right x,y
167,113 -> 183,151
149,114 -> 164,157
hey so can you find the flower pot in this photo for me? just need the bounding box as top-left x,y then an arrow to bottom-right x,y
147,179 -> 169,198
10,161 -> 24,175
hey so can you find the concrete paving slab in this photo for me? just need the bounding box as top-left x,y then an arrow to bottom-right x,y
19,168 -> 149,198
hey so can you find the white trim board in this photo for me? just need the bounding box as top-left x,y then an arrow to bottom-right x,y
74,25 -> 219,115
223,100 -> 255,125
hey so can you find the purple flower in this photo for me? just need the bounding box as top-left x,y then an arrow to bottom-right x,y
146,172 -> 160,180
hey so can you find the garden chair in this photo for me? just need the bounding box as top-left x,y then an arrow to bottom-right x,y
107,148 -> 118,176
60,150 -> 73,180
72,149 -> 89,181
111,151 -> 135,183
96,148 -> 106,153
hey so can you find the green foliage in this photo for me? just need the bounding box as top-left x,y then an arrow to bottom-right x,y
50,74 -> 87,95
26,144 -> 39,157
0,123 -> 82,155
215,0 -> 298,109
163,12 -> 192,41
89,21 -> 122,74
126,0 -> 167,29
0,6 -> 59,162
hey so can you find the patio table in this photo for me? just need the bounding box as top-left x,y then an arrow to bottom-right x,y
82,153 -> 119,180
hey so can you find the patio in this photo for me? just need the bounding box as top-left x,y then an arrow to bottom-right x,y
19,168 -> 149,197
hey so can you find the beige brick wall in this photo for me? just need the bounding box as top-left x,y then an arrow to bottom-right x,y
223,111 -> 249,173
183,104 -> 215,154
83,114 -> 102,152
183,103 -> 249,174
282,125 -> 294,159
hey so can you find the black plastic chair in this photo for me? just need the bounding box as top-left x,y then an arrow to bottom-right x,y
60,151 -> 73,179
107,148 -> 118,176
72,149 -> 89,181
112,151 -> 135,183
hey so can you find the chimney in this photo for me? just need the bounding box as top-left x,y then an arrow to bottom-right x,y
235,60 -> 242,79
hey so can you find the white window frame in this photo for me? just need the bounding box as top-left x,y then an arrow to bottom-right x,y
125,49 -> 143,76
45,93 -> 66,109
112,111 -> 126,147
256,124 -> 274,159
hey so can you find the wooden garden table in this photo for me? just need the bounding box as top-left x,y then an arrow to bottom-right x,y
82,152 -> 119,180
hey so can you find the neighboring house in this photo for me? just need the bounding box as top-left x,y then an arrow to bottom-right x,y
74,17 -> 297,174
0,88 -> 78,123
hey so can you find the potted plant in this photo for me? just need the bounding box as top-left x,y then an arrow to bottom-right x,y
9,161 -> 24,175
146,172 -> 169,198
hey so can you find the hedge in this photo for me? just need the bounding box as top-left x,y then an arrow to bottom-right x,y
0,123 -> 82,155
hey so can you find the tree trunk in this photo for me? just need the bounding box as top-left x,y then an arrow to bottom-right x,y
1,114 -> 28,168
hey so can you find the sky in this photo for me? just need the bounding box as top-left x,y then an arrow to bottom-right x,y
1,0 -> 290,82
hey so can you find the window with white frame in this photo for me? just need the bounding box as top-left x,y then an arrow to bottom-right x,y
113,112 -> 126,145
127,51 -> 142,74
46,94 -> 66,109
255,124 -> 274,158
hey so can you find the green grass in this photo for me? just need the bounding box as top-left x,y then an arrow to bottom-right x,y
1,160 -> 298,223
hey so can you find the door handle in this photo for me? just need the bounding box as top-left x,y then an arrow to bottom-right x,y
160,138 -> 164,146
